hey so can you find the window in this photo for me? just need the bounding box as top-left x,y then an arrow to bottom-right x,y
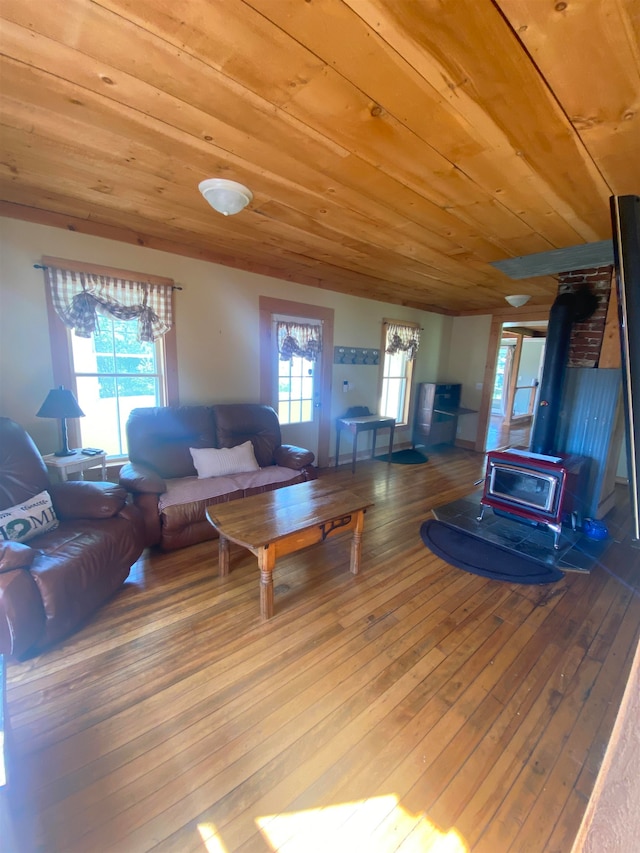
70,316 -> 164,456
275,319 -> 322,425
379,321 -> 421,425
43,258 -> 178,458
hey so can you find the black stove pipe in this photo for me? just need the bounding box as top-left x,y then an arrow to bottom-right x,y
530,288 -> 597,456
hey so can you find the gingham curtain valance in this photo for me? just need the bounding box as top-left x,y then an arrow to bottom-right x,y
46,266 -> 173,342
384,322 -> 421,360
276,321 -> 322,362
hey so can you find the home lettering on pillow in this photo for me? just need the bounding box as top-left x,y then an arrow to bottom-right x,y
0,490 -> 59,543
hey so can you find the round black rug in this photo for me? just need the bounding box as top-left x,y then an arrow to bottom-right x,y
375,449 -> 429,464
420,518 -> 564,584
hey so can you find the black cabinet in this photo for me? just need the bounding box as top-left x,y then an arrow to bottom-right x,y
413,382 -> 464,448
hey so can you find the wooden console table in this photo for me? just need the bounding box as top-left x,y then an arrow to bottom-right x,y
335,415 -> 395,473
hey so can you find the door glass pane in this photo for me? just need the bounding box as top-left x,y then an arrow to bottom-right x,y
277,352 -> 317,425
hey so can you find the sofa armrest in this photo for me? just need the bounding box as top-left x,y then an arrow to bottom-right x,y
48,481 -> 127,520
274,444 -> 315,470
119,462 -> 167,495
0,541 -> 36,573
0,564 -> 46,658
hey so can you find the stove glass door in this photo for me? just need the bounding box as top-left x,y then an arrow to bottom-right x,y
489,464 -> 558,513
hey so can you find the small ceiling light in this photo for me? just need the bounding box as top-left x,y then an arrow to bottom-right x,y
504,294 -> 531,308
198,178 -> 253,216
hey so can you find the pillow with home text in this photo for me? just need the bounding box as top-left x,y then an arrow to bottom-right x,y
0,490 -> 59,543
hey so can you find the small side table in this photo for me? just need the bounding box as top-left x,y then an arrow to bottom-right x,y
335,415 -> 395,473
43,450 -> 107,482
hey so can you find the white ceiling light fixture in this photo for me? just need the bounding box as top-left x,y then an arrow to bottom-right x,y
198,178 -> 253,216
504,294 -> 531,308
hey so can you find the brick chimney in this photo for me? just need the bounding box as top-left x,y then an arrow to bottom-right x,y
557,266 -> 613,367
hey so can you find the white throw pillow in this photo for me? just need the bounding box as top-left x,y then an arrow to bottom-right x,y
0,490 -> 59,543
189,441 -> 260,479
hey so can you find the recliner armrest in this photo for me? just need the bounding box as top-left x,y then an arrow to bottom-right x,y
119,462 -> 167,495
273,444 -> 315,470
0,541 -> 36,573
48,481 -> 128,519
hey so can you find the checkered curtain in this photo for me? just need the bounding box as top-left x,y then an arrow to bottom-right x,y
384,322 -> 421,360
276,321 -> 322,362
46,266 -> 173,342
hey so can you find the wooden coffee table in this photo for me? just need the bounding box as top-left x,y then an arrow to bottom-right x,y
205,480 -> 374,620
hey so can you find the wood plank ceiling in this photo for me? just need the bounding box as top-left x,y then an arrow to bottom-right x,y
0,0 -> 638,314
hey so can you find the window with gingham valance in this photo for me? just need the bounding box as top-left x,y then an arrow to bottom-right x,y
44,261 -> 174,343
384,321 -> 421,360
276,320 -> 322,362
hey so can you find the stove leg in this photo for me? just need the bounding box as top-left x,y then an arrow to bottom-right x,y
477,504 -> 486,522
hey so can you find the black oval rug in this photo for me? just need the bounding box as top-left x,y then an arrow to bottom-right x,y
420,518 -> 564,584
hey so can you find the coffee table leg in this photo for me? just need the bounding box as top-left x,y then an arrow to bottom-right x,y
258,544 -> 276,620
218,535 -> 230,577
350,510 -> 365,574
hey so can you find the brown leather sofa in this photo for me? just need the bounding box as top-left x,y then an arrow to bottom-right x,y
0,418 -> 145,659
119,404 -> 317,550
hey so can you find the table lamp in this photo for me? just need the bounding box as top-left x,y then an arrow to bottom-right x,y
36,385 -> 85,456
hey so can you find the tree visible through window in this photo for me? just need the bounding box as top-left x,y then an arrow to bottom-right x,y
71,315 -> 163,455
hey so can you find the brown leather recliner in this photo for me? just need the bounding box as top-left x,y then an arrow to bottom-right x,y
0,418 -> 145,659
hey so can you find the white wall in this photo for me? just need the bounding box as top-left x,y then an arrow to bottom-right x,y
442,314 -> 492,443
0,217 -> 447,455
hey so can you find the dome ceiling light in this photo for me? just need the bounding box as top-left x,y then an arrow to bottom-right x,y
198,178 -> 253,216
504,294 -> 531,308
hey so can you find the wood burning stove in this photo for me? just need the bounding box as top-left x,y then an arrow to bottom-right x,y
477,287 -> 596,550
478,449 -> 585,548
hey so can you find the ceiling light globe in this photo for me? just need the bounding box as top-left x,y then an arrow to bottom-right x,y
198,179 -> 253,216
504,294 -> 531,308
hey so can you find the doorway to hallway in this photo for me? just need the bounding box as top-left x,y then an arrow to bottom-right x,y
484,321 -> 547,452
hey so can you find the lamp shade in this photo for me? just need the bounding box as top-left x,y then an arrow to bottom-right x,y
504,294 -> 531,308
198,178 -> 253,216
36,386 -> 84,456
36,386 -> 85,419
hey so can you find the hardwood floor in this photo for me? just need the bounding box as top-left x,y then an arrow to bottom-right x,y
485,414 -> 532,452
3,448 -> 640,852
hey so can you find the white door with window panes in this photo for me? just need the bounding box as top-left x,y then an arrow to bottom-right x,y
274,317 -> 322,458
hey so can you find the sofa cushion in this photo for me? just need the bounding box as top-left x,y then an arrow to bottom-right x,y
212,404 -> 281,468
227,467 -> 309,491
158,475 -> 244,510
189,441 -> 259,479
0,417 -> 50,509
0,490 -> 59,543
126,406 -> 216,479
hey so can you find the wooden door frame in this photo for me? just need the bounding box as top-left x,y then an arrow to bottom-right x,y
475,308 -> 550,453
259,296 -> 334,468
